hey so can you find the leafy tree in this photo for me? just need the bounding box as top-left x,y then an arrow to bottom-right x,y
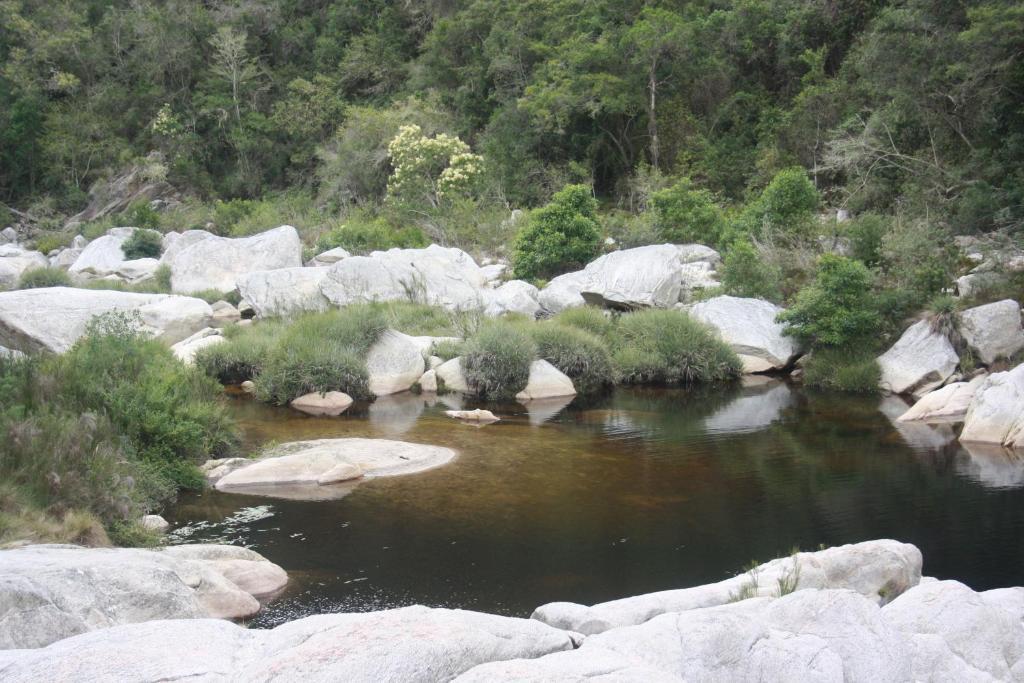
386,124 -> 483,208
650,177 -> 726,246
512,184 -> 601,279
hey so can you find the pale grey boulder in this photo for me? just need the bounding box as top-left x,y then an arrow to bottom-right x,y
515,359 -> 577,401
532,539 -> 921,635
960,364 -> 1024,448
958,299 -> 1024,365
879,395 -> 957,450
160,228 -> 216,266
159,544 -> 288,598
0,287 -> 211,353
446,409 -> 500,423
236,266 -> 330,318
210,300 -> 241,326
483,279 -> 541,317
170,327 -> 224,365
307,246 -> 351,267
878,320 -> 959,395
67,227 -> 133,278
139,515 -> 170,533
418,368 -> 438,392
579,244 -> 720,310
897,374 -> 986,423
0,245 -> 49,288
165,225 -> 302,295
212,438 -> 455,500
688,295 -> 799,372
436,357 -> 471,393
0,227 -> 17,244
538,270 -> 588,314
48,247 -> 83,269
883,580 -> 1024,681
290,390 -> 353,416
366,329 -> 426,396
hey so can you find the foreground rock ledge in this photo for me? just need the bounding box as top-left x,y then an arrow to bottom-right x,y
206,438 -> 457,500
0,544 -> 287,650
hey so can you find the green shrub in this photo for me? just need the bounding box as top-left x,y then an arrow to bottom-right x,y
432,338 -> 464,361
121,229 -> 163,259
777,254 -> 879,349
736,167 -> 819,240
18,267 -> 72,289
650,177 -> 727,247
255,342 -> 370,404
613,310 -> 741,384
372,301 -> 459,336
553,306 -> 615,340
119,201 -> 162,230
528,322 -> 613,394
720,240 -> 783,301
462,320 -> 537,399
843,213 -> 888,267
212,198 -> 256,234
34,233 -> 71,254
195,321 -> 286,384
316,215 -> 428,254
803,349 -> 880,393
512,184 -> 602,279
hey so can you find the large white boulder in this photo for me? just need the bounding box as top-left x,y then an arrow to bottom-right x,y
67,228 -> 161,282
212,438 -> 455,500
0,544 -> 285,649
236,266 -> 330,318
366,329 -> 427,396
321,245 -> 488,310
878,320 -> 959,395
958,299 -> 1024,365
165,225 -> 302,294
170,327 -> 225,365
0,245 -> 49,288
0,287 -> 211,353
436,357 -> 471,393
897,374 -> 986,423
960,364 -> 1024,448
307,246 -> 351,267
538,270 -> 588,314
483,280 -> 541,318
0,606 -> 575,682
688,295 -> 799,372
532,539 -> 922,635
515,359 -> 577,401
290,391 -> 354,416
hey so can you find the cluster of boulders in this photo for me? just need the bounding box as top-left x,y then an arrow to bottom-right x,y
2,539 -> 1021,681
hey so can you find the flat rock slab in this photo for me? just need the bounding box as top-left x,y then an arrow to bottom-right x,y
446,409 -> 500,423
213,438 -> 456,500
290,391 -> 354,416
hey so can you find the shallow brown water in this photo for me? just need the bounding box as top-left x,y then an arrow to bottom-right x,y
167,379 -> 1024,627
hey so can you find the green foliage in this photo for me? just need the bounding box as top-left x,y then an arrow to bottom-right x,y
34,233 -> 71,254
844,214 -> 889,268
778,255 -> 880,349
513,185 -> 601,279
720,240 -> 783,301
803,349 -> 881,393
650,178 -> 726,247
121,229 -> 163,260
613,310 -> 742,385
553,307 -> 615,340
18,267 -> 71,289
196,321 -> 286,385
119,201 -> 161,231
527,322 -> 614,395
386,124 -> 483,208
462,320 -> 537,400
316,214 -> 428,255
736,168 -> 820,240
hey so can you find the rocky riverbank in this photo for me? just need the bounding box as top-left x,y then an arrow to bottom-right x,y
1,540 -> 1021,680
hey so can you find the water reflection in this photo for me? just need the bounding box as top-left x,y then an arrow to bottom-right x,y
958,443 -> 1024,489
168,383 -> 1024,625
520,396 -> 576,425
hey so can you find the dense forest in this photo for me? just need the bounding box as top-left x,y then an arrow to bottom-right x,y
2,0 -> 1021,228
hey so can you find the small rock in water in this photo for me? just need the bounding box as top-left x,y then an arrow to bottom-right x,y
240,380 -> 256,393
290,391 -> 353,417
445,409 -> 500,423
140,514 -> 170,533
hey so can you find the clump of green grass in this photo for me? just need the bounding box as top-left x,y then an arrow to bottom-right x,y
527,321 -> 613,394
18,266 -> 72,289
195,320 -> 286,384
121,228 -> 163,259
613,310 -> 742,384
802,348 -> 880,393
553,306 -> 615,340
462,320 -> 537,400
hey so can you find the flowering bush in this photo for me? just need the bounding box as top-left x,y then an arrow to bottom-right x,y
386,124 -> 482,207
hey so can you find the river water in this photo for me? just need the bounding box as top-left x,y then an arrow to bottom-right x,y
167,379 -> 1024,627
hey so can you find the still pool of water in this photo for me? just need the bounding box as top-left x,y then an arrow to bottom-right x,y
167,379 -> 1024,627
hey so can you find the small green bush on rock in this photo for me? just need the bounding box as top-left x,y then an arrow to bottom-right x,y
650,177 -> 727,247
613,310 -> 741,384
720,240 -> 782,301
18,267 -> 72,289
462,320 -> 537,399
121,229 -> 163,259
512,184 -> 601,280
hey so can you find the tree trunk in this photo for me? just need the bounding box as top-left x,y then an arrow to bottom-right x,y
648,61 -> 659,170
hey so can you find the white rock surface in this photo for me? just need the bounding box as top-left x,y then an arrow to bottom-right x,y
139,515 -> 169,533
213,438 -> 455,499
898,374 -> 985,423
236,266 -> 330,318
878,320 -> 959,395
960,364 -> 1024,448
957,443 -> 1024,488
165,225 -> 302,294
515,359 -> 577,401
0,606 -> 575,682
0,245 -> 49,288
171,327 -> 224,364
0,287 -> 211,353
49,247 -> 83,269
67,228 -> 133,279
0,544 -> 284,649
446,409 -> 500,423
366,329 -> 427,396
959,299 -> 1024,365
290,391 -> 353,416
210,300 -> 241,326
484,280 -> 541,318
436,357 -> 471,393
418,369 -> 438,392
532,539 -> 921,635
688,295 -> 799,372
307,246 -> 351,267
538,270 -> 589,314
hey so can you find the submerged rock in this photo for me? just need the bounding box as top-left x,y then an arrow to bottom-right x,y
0,543 -> 285,649
0,287 -> 211,353
290,391 -> 354,416
688,295 -> 799,372
164,225 -> 302,295
212,438 -> 456,500
958,299 -> 1024,365
877,320 -> 959,395
531,539 -> 921,635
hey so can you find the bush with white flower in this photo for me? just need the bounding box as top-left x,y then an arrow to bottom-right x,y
386,124 -> 482,207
